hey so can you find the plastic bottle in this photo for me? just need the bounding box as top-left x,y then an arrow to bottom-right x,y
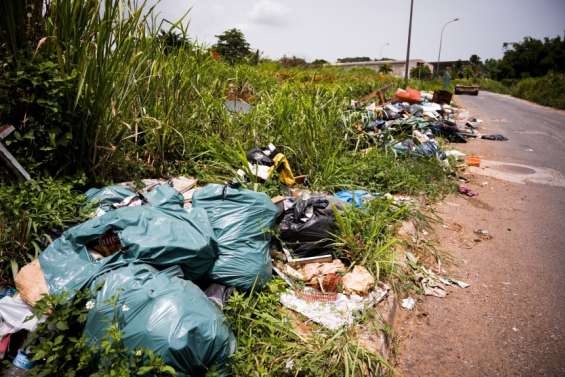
3,349 -> 33,376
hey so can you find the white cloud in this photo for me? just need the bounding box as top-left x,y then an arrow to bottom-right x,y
249,0 -> 290,27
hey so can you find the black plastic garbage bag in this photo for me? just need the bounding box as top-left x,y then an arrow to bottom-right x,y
192,184 -> 280,290
84,264 -> 236,377
39,184 -> 217,296
279,196 -> 339,258
246,144 -> 277,166
481,134 -> 508,141
429,123 -> 467,143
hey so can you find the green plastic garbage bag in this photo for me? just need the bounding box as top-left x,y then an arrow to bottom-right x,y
39,184 -> 217,296
84,264 -> 236,377
85,185 -> 136,213
192,184 -> 280,290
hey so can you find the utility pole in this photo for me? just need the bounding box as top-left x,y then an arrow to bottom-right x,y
404,0 -> 415,85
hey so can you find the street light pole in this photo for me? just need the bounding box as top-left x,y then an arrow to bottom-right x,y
404,0 -> 414,84
435,18 -> 459,77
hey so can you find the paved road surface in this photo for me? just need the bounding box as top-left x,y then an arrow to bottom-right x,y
397,92 -> 565,377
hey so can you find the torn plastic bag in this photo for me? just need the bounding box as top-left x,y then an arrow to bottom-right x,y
84,264 -> 236,377
39,184 -> 216,296
392,139 -> 446,159
279,196 -> 340,258
192,184 -> 280,290
247,144 -> 277,166
334,190 -> 379,208
85,185 -> 136,214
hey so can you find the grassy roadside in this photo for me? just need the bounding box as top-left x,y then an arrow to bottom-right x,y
0,1 -> 458,375
409,75 -> 565,110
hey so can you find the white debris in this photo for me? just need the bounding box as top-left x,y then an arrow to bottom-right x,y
280,285 -> 389,330
401,297 -> 416,311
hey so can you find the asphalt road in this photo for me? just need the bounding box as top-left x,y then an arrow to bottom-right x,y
397,92 -> 565,377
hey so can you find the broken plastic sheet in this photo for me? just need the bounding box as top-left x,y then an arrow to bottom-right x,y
280,285 -> 389,330
84,264 -> 236,377
192,184 -> 280,290
39,184 -> 217,296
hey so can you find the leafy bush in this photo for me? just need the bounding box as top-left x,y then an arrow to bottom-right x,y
0,53 -> 79,173
511,73 -> 565,109
0,177 -> 88,285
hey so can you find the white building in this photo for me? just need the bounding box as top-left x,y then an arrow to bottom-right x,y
333,59 -> 433,78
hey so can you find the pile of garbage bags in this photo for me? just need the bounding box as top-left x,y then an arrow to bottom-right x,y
10,180 -> 280,375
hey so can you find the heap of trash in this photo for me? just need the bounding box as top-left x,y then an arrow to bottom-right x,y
0,86 -> 481,375
349,87 -> 507,161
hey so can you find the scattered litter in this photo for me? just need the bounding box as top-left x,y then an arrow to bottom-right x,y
474,228 -> 493,240
224,99 -> 252,114
405,252 -> 470,298
280,285 -> 389,330
466,156 -> 481,167
458,184 -> 479,197
445,150 -> 466,160
401,297 -> 416,311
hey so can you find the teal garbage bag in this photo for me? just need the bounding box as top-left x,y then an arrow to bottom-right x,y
85,185 -> 136,213
84,264 -> 236,377
39,184 -> 217,296
192,184 -> 280,290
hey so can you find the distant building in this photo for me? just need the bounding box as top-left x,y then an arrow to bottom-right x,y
333,59 -> 434,78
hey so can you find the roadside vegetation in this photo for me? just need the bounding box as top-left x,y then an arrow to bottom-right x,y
411,36 -> 565,109
0,0 -> 457,376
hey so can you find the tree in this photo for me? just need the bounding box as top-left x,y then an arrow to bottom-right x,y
379,64 -> 392,74
213,28 -> 251,65
469,54 -> 482,66
310,59 -> 328,67
158,30 -> 191,54
279,55 -> 307,67
410,64 -> 432,80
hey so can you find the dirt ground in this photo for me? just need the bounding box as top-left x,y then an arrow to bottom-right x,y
396,93 -> 565,377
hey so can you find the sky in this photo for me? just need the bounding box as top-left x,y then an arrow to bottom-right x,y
155,0 -> 565,63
